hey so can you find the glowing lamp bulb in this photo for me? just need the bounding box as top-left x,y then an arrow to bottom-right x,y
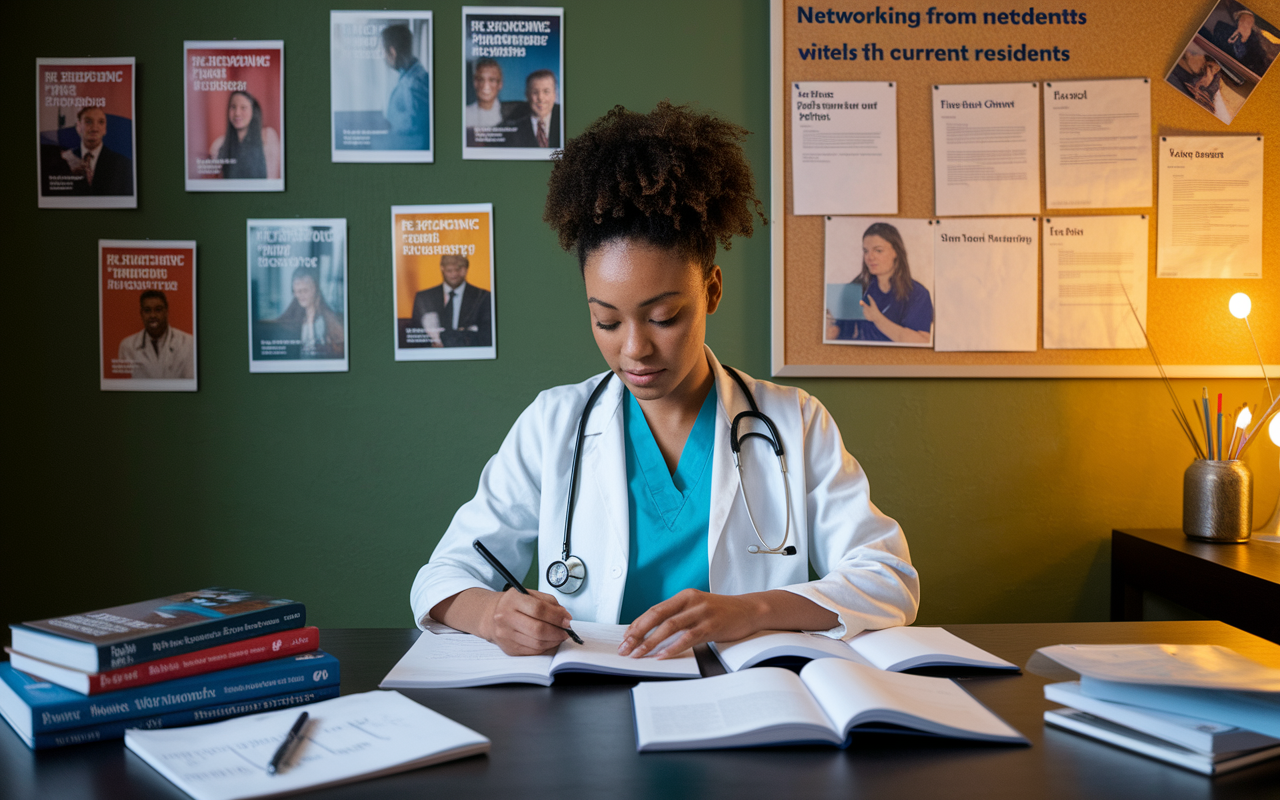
1229,292 -> 1252,319
1271,412 -> 1280,446
1236,407 -> 1252,430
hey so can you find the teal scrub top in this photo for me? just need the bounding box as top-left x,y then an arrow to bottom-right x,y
618,385 -> 717,624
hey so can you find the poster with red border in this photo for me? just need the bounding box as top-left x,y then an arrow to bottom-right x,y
36,57 -> 137,209
100,240 -> 198,392
184,41 -> 285,192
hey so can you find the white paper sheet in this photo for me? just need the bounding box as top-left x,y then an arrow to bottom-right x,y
932,82 -> 1040,216
933,217 -> 1038,352
1042,215 -> 1148,349
125,691 -> 490,800
791,82 -> 897,215
1043,78 -> 1152,210
1156,136 -> 1264,279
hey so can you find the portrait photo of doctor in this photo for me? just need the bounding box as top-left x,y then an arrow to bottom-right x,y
412,102 -> 918,659
117,290 -> 195,380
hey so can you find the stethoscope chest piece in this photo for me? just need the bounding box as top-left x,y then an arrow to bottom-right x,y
546,555 -> 586,594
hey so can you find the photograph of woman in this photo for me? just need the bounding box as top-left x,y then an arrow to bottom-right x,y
273,267 -> 344,359
824,220 -> 934,347
411,103 -> 918,659
210,90 -> 282,180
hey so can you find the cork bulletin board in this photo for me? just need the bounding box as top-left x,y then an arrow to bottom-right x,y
768,0 -> 1279,377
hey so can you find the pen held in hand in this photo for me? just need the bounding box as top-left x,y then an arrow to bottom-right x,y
472,539 -> 583,645
266,711 -> 309,775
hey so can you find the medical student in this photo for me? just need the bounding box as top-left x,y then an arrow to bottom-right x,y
411,102 -> 919,659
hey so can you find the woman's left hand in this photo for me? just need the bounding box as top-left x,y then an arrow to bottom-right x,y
618,589 -> 764,659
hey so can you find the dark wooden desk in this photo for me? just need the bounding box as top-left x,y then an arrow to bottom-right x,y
1111,528 -> 1280,642
3,622 -> 1279,800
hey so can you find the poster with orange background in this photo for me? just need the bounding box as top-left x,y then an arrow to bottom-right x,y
100,240 -> 197,392
392,203 -> 495,360
184,41 -> 284,191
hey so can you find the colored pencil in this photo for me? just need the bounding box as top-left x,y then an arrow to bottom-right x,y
1202,389 -> 1213,459
1216,393 -> 1223,461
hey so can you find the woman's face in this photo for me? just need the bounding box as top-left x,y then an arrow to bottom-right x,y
582,239 -> 721,402
863,234 -> 898,277
293,278 -> 317,309
228,94 -> 254,131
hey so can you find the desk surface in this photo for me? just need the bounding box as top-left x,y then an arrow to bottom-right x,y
1116,528 -> 1280,579
3,622 -> 1279,800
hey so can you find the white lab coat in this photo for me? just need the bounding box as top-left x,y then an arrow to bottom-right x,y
411,347 -> 919,639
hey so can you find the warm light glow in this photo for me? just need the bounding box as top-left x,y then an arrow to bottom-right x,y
1271,412 -> 1279,446
1229,292 -> 1252,319
1236,407 -> 1252,430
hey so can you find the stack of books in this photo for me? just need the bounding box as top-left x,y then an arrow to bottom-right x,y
1,588 -> 339,749
1039,643 -> 1280,775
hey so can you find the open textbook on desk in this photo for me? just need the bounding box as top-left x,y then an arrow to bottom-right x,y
632,659 -> 1027,751
381,623 -> 1013,688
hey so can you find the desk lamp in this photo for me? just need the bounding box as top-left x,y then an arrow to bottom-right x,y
1230,293 -> 1280,540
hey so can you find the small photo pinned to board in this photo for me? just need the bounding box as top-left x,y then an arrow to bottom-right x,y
823,217 -> 934,348
1165,0 -> 1280,124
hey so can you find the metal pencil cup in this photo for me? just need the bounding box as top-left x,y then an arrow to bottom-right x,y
1183,460 -> 1253,542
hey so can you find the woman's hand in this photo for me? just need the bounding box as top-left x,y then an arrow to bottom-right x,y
825,310 -> 841,340
618,589 -> 839,659
860,295 -> 887,326
432,587 -> 571,656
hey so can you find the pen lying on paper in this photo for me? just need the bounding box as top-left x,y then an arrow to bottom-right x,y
267,711 -> 308,775
472,539 -> 584,645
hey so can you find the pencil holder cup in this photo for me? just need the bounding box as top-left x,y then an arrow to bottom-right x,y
1182,460 -> 1253,543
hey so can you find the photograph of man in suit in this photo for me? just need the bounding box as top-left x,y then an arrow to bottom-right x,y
508,70 -> 560,148
59,107 -> 135,196
409,254 -> 493,347
382,23 -> 431,150
117,290 -> 194,379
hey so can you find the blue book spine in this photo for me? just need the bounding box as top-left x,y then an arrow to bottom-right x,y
30,685 -> 340,750
3,651 -> 339,733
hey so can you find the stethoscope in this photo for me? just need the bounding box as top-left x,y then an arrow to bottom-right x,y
545,366 -> 796,595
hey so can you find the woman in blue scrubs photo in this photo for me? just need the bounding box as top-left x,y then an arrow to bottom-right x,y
825,222 -> 933,345
412,103 -> 919,659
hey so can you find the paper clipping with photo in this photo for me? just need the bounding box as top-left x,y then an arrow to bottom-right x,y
1165,1 -> 1280,126
392,203 -> 496,361
331,11 -> 433,163
824,217 -> 934,348
247,219 -> 349,373
100,240 -> 198,392
36,58 -> 136,209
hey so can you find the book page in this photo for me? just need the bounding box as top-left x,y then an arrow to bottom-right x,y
125,691 -> 489,800
847,627 -> 1017,671
551,621 -> 699,678
800,659 -> 1025,742
713,630 -> 871,672
932,82 -> 1040,216
379,631 -> 552,688
632,667 -> 836,747
791,81 -> 897,215
1156,136 -> 1263,279
1043,78 -> 1152,210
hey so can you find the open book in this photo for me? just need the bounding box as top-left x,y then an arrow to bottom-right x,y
632,659 -> 1027,751
380,621 -> 700,688
713,626 -> 1018,673
125,691 -> 489,800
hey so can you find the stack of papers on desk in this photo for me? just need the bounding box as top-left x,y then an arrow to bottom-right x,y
125,690 -> 488,800
1038,644 -> 1280,775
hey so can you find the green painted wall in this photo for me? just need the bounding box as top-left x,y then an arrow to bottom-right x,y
5,0 -> 1277,633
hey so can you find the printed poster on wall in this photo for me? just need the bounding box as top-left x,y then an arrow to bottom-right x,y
331,11 -> 433,163
247,219 -> 349,373
823,216 -> 934,348
184,40 -> 284,191
462,6 -> 563,160
37,57 -> 137,209
100,240 -> 197,392
392,203 -> 496,361
790,81 -> 897,216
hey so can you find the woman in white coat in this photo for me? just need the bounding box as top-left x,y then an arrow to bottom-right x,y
412,102 -> 918,658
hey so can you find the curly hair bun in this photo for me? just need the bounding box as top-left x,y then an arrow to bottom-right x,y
543,101 -> 765,272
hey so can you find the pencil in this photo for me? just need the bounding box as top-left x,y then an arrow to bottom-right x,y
1202,388 -> 1213,460
1217,393 -> 1223,461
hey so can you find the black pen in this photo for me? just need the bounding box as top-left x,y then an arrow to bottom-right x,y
472,539 -> 583,645
266,711 -> 309,775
